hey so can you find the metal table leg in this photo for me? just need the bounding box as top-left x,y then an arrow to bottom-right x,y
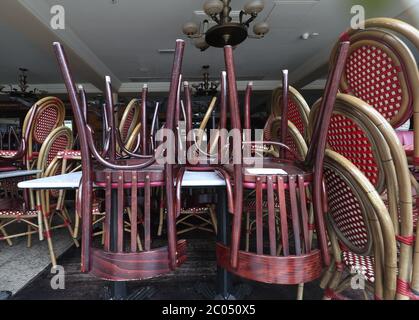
107,189 -> 155,300
196,188 -> 251,300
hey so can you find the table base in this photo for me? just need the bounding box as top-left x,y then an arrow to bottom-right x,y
195,282 -> 252,300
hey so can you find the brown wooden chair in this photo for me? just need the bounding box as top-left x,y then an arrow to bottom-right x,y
334,18 -> 419,169
215,41 -> 350,296
54,39 -> 186,285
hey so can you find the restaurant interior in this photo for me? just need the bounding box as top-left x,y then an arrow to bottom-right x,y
0,0 -> 419,302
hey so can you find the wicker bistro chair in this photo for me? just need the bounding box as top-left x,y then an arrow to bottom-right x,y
310,93 -> 415,299
0,97 -> 65,169
215,41 -> 349,290
118,99 -> 141,146
0,126 -> 78,266
35,126 -> 79,266
322,150 -> 397,300
54,40 -> 186,281
268,85 -> 310,141
333,18 -> 419,168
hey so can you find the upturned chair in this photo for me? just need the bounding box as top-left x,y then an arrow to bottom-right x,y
333,18 -> 419,169
310,93 -> 415,299
169,76 -> 233,237
215,41 -> 350,295
54,39 -> 186,285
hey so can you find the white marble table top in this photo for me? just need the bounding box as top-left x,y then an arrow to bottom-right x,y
0,170 -> 41,180
18,170 -> 226,190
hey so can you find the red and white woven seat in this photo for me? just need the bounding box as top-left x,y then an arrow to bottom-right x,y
56,150 -> 82,159
165,206 -> 209,214
0,150 -> 18,157
0,209 -> 37,217
342,251 -> 375,283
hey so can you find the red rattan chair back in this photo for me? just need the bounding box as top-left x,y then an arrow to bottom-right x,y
118,99 -> 141,144
334,18 -> 419,168
54,39 -> 186,278
270,85 -> 310,139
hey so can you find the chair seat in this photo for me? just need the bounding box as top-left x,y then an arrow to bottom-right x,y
167,206 -> 210,214
57,150 -> 82,160
0,150 -> 17,157
0,209 -> 37,217
342,251 -> 375,283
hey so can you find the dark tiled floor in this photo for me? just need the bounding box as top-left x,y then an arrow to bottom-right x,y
12,230 -> 325,300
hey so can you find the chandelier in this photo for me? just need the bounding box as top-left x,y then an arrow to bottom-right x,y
182,0 -> 269,51
192,65 -> 219,96
0,68 -> 47,106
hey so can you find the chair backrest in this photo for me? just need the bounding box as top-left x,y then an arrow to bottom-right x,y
36,126 -> 73,202
333,18 -> 419,128
270,85 -> 310,138
118,99 -> 141,143
36,126 -> 73,177
323,149 -> 397,299
310,93 -> 414,300
24,97 -> 66,160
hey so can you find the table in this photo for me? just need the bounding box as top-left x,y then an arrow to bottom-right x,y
0,169 -> 41,300
0,170 -> 41,180
18,170 -> 245,299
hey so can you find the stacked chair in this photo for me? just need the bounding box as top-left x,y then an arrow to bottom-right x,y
54,40 -> 187,290
334,18 -> 419,169
313,17 -> 419,300
215,41 -> 350,296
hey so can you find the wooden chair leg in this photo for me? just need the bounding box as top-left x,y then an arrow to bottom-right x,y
157,191 -> 164,236
101,222 -> 105,245
61,207 -> 79,247
126,207 -> 143,251
36,194 -> 44,241
27,224 -> 32,248
0,223 -> 13,246
320,257 -> 336,289
73,212 -> 80,239
208,205 -> 218,235
245,210 -> 250,252
42,212 -> 57,267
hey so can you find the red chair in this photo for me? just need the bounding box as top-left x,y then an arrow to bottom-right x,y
334,18 -> 419,168
54,39 -> 186,288
215,41 -> 349,296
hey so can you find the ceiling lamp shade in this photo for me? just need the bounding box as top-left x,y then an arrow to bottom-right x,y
182,22 -> 199,36
253,21 -> 269,37
194,37 -> 210,51
203,0 -> 224,16
243,0 -> 264,15
181,0 -> 269,51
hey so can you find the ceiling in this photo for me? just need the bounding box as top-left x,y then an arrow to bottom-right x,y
0,0 -> 418,93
